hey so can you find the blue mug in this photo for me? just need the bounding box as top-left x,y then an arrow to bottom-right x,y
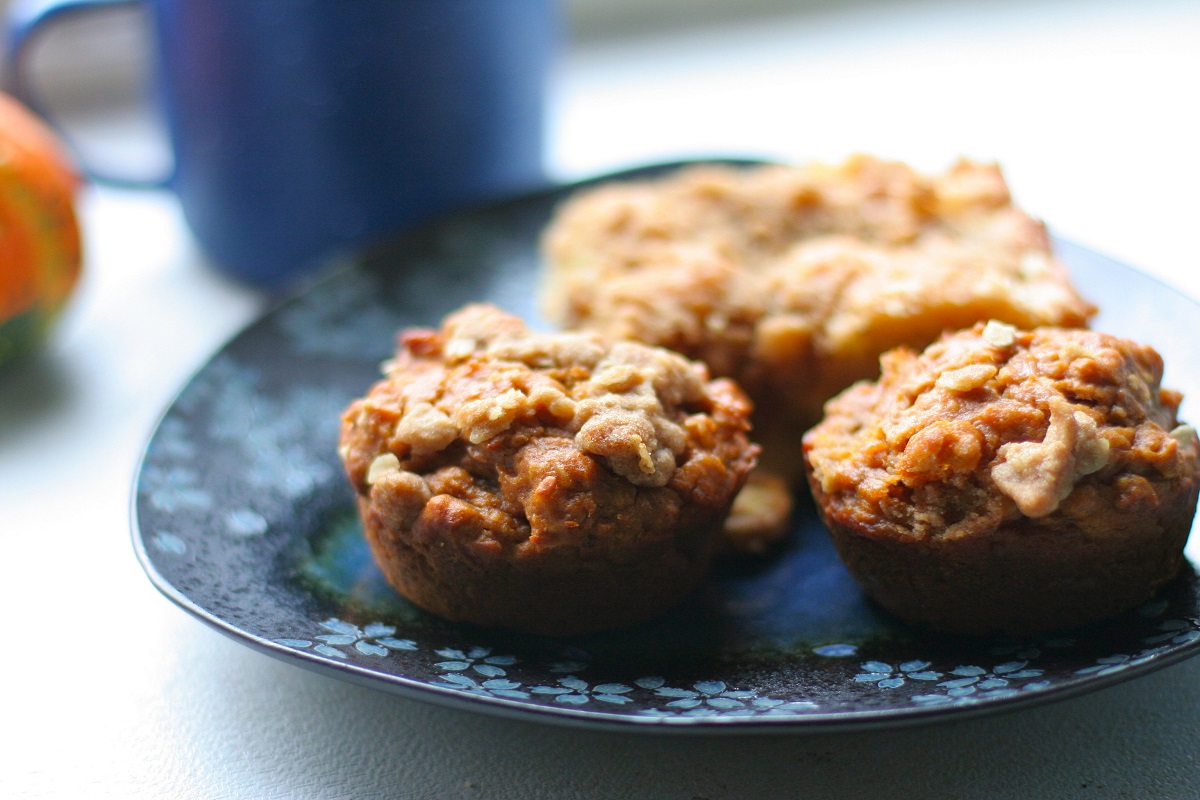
6,0 -> 559,291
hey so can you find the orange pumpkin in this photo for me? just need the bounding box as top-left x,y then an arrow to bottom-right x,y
0,91 -> 81,368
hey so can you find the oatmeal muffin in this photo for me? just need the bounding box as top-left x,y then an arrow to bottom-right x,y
338,304 -> 758,635
542,156 -> 1095,483
804,321 -> 1200,635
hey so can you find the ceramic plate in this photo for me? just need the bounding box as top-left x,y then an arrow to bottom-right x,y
132,163 -> 1200,733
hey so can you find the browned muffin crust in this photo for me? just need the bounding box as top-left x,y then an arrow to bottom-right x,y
542,156 -> 1096,483
803,322 -> 1199,635
339,304 -> 759,635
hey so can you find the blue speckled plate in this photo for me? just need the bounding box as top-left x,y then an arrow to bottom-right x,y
132,163 -> 1200,733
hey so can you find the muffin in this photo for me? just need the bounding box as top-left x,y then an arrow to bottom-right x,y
541,155 -> 1096,484
338,304 -> 759,635
803,321 -> 1200,635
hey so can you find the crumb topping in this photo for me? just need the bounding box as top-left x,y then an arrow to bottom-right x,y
803,323 -> 1196,537
339,304 -> 758,556
402,307 -> 714,488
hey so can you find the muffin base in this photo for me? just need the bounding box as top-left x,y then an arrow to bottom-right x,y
359,497 -> 720,636
818,495 -> 1196,636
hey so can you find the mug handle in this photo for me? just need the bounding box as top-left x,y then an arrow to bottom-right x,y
4,0 -> 171,188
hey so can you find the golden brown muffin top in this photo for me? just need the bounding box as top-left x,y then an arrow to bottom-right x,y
541,156 -> 1094,336
339,304 -> 758,556
804,322 -> 1198,539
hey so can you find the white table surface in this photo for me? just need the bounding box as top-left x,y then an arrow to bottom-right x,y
4,1 -> 1200,797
